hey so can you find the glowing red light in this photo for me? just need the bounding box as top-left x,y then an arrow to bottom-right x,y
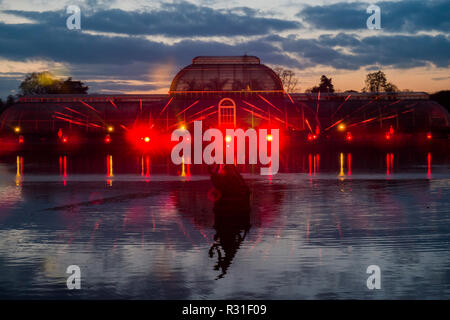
427,133 -> 432,140
62,136 -> 68,143
346,132 -> 353,141
105,134 -> 111,143
18,136 -> 24,144
307,133 -> 317,141
385,134 -> 391,140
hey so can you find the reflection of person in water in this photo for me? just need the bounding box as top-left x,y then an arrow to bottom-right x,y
208,164 -> 251,279
209,211 -> 250,279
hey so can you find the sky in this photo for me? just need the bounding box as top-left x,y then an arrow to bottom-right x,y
0,0 -> 449,98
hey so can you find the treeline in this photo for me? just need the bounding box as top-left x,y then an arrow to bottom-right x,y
0,71 -> 89,114
0,95 -> 17,114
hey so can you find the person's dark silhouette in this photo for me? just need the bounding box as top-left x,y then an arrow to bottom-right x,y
208,164 -> 251,279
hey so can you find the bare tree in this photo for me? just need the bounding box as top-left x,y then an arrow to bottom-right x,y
273,67 -> 299,93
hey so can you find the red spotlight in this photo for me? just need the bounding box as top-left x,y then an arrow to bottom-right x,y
346,132 -> 353,141
385,133 -> 391,140
62,136 -> 68,143
105,134 -> 111,143
389,125 -> 394,135
18,136 -> 24,144
307,133 -> 317,141
427,132 -> 432,140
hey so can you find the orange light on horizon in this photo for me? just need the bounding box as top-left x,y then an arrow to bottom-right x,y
14,127 -> 20,133
338,124 -> 346,131
107,126 -> 114,132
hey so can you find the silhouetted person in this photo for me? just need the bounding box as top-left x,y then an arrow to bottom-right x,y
209,204 -> 250,279
208,164 -> 250,203
208,164 -> 251,279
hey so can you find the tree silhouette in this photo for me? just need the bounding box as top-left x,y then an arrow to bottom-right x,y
273,67 -> 299,92
363,70 -> 398,93
19,71 -> 88,95
310,75 -> 335,93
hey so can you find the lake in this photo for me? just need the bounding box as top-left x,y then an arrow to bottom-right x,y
0,149 -> 449,299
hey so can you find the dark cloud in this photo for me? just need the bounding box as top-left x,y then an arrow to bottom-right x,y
0,21 -> 302,97
0,21 -> 303,68
297,0 -> 450,32
281,33 -> 450,69
0,1 -> 448,97
6,1 -> 302,37
432,76 -> 450,81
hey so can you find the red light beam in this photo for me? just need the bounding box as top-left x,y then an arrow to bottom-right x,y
175,100 -> 199,117
159,97 -> 173,115
79,100 -> 100,114
258,95 -> 282,113
109,99 -> 119,110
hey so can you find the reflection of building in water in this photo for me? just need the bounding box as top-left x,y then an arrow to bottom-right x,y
1,56 -> 448,149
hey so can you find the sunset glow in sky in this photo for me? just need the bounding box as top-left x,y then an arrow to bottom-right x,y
0,0 -> 449,98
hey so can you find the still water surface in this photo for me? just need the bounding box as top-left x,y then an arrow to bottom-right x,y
0,150 -> 449,299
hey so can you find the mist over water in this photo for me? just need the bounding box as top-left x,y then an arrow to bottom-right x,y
0,150 -> 449,299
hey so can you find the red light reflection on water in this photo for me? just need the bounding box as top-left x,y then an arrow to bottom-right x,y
347,153 -> 352,176
386,153 -> 394,176
59,155 -> 67,185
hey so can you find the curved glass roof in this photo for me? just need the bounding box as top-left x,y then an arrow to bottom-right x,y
169,56 -> 284,93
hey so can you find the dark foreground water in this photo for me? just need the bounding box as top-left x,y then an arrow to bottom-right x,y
0,150 -> 449,299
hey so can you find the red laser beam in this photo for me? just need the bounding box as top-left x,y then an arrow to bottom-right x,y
79,100 -> 100,114
258,95 -> 282,113
159,97 -> 173,115
109,99 -> 119,109
176,100 -> 199,117
242,100 -> 267,114
331,95 -> 351,118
